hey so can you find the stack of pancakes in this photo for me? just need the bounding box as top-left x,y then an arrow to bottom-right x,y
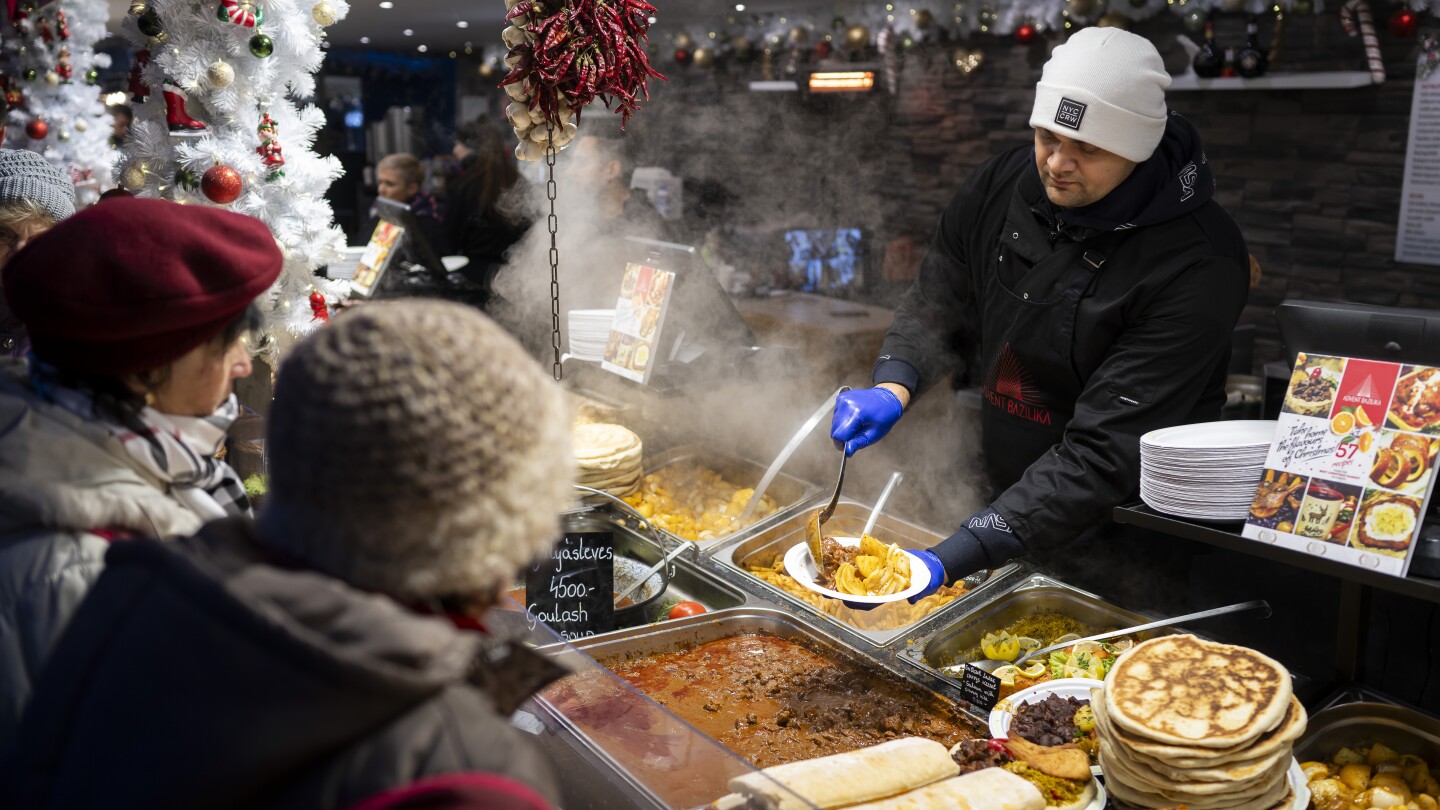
573,423 -> 644,497
1093,634 -> 1307,810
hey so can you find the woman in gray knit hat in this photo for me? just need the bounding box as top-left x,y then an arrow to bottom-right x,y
6,300 -> 576,810
0,149 -> 75,357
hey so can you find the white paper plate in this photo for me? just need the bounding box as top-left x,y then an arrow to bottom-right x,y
1141,420 -> 1278,451
989,678 -> 1105,777
782,538 -> 931,604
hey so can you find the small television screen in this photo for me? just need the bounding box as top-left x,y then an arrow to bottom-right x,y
783,228 -> 865,295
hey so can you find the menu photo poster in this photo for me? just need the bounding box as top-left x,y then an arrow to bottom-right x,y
1242,353 -> 1440,577
601,261 -> 675,384
351,220 -> 406,298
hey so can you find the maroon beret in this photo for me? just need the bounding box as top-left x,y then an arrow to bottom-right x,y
3,197 -> 282,375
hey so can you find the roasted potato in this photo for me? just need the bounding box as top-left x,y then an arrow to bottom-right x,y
1310,777 -> 1357,810
1342,763 -> 1377,791
1356,784 -> 1410,808
1373,744 -> 1404,765
1417,794 -> 1439,810
1303,761 -> 1335,782
1336,747 -> 1369,766
1372,773 -> 1414,801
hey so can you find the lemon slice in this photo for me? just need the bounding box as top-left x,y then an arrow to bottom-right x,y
982,631 -> 1021,662
1110,639 -> 1135,653
1018,661 -> 1047,678
992,665 -> 1020,686
1016,636 -> 1042,651
1053,633 -> 1082,645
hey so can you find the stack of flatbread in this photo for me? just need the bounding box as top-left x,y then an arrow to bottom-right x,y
573,423 -> 644,497
1093,634 -> 1308,810
712,737 -> 1045,810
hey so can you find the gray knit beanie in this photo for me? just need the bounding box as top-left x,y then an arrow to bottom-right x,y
0,149 -> 75,222
258,300 -> 574,601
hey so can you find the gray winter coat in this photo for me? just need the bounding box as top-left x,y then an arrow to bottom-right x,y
0,361 -> 205,746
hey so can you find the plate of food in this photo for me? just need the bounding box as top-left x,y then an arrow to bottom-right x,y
989,679 -> 1104,775
1352,492 -> 1423,555
1388,365 -> 1440,433
783,534 -> 931,604
633,343 -> 650,370
949,737 -> 1106,810
1370,432 -> 1437,493
1283,353 -> 1344,417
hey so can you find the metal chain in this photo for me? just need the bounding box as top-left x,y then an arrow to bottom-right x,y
546,119 -> 562,381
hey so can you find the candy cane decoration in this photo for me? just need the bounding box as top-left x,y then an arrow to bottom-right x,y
1340,0 -> 1386,84
217,0 -> 260,28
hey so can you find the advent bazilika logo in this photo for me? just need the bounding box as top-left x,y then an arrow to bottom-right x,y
1054,97 -> 1087,130
983,343 -> 1053,426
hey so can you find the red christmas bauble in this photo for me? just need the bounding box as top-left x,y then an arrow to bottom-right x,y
815,40 -> 833,58
1389,8 -> 1418,38
25,119 -> 48,139
1015,23 -> 1039,45
674,48 -> 692,65
201,164 -> 243,204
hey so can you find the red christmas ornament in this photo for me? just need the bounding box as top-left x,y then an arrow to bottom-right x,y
25,119 -> 48,140
1389,8 -> 1418,38
1015,23 -> 1039,44
201,164 -> 243,204
815,40 -> 833,58
309,291 -> 330,322
674,48 -> 692,65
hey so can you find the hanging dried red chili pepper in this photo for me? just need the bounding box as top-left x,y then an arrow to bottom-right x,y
499,0 -> 666,160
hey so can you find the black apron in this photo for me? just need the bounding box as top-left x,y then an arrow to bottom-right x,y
978,185 -> 1120,494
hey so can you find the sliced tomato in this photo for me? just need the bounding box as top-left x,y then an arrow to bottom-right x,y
668,601 -> 707,619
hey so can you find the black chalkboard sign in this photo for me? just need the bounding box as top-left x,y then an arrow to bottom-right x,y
523,532 -> 616,641
957,664 -> 1002,712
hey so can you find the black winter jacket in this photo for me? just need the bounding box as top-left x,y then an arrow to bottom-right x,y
876,118 -> 1249,569
2,517 -> 564,810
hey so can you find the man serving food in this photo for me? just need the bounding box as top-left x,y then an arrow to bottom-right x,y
832,28 -> 1249,599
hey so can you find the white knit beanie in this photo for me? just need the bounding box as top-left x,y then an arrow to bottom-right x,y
259,300 -> 574,601
1028,28 -> 1171,163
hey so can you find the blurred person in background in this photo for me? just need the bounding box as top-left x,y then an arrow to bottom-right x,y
5,301 -> 574,810
0,150 -> 75,357
829,28 -> 1248,609
444,119 -> 527,306
364,152 -> 449,259
110,104 -> 132,147
0,197 -> 277,744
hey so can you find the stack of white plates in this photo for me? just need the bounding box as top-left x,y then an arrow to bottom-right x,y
568,309 -> 615,361
1139,420 -> 1277,522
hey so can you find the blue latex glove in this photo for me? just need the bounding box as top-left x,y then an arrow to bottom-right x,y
830,387 -> 905,457
906,549 -> 948,604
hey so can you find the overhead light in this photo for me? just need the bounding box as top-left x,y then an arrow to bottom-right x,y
735,3 -> 744,9
359,35 -> 370,43
104,91 -> 127,105
749,80 -> 799,92
456,20 -> 468,27
402,28 -> 413,35
377,1 -> 392,7
417,43 -> 427,51
808,71 -> 876,93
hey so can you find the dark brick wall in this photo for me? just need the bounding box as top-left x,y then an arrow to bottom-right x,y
475,7 -> 1432,369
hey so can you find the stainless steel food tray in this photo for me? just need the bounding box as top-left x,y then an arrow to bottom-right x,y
534,607 -> 981,810
709,500 -> 1023,649
610,443 -> 821,551
898,573 -> 1168,687
1296,700 -> 1440,763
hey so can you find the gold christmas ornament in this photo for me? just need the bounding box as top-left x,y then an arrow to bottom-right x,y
692,46 -> 716,67
206,60 -> 235,87
788,26 -> 810,44
844,23 -> 870,49
44,71 -> 60,86
914,8 -> 934,28
75,118 -> 88,132
673,31 -> 696,50
122,163 -> 148,190
1096,10 -> 1132,26
128,0 -> 146,14
311,1 -> 336,26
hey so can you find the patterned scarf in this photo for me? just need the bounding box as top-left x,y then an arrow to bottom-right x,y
31,361 -> 251,520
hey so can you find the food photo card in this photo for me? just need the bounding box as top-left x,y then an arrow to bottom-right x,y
601,262 -> 675,384
1242,353 -> 1440,577
351,220 -> 405,297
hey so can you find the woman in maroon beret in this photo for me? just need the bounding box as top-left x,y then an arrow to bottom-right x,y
0,196 -> 282,743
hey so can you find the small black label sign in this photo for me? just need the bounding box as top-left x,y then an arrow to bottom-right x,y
957,664 -> 1002,712
1054,97 -> 1087,131
523,532 -> 615,641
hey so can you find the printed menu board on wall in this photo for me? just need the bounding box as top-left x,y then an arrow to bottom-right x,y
601,262 -> 675,384
1242,354 -> 1440,577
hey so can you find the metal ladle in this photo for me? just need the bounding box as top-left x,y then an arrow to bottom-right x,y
862,472 -> 904,539
963,599 -> 1271,674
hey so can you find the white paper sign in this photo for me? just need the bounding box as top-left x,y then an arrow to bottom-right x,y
1397,41 -> 1440,265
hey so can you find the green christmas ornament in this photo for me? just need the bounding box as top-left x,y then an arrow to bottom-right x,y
138,7 -> 163,37
57,130 -> 70,142
1183,7 -> 1206,33
249,33 -> 274,57
22,68 -> 36,81
832,15 -> 846,29
84,67 -> 99,84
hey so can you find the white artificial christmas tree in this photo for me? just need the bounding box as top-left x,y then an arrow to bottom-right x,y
115,0 -> 350,350
2,0 -> 118,207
